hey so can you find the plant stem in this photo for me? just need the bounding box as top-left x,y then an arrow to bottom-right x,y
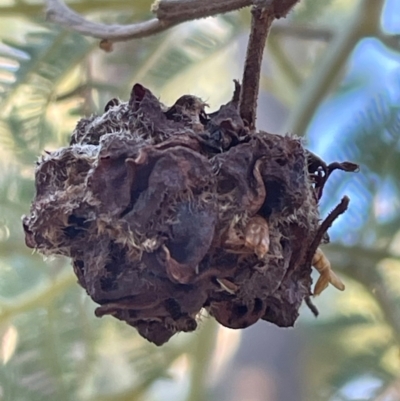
239,0 -> 300,129
239,5 -> 274,129
45,0 -> 253,42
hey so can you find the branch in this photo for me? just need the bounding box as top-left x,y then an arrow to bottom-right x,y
45,0 -> 254,42
44,0 -> 307,47
306,196 -> 349,267
239,0 -> 300,129
239,5 -> 274,129
153,0 -> 253,21
45,0 -> 300,129
46,0 -> 167,41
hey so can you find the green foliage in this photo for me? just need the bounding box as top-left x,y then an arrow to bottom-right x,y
300,63 -> 400,400
0,27 -> 93,164
0,1 -> 400,401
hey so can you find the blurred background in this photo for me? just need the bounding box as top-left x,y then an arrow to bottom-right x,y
0,0 -> 400,400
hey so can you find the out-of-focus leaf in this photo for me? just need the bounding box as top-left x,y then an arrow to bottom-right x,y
0,27 -> 93,164
0,324 -> 18,365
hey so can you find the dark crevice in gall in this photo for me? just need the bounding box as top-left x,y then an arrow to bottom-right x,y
164,298 -> 182,320
104,242 -> 126,276
233,304 -> 248,317
100,276 -> 118,291
253,298 -> 264,314
63,215 -> 90,239
75,259 -> 84,271
259,180 -> 285,217
119,164 -> 153,218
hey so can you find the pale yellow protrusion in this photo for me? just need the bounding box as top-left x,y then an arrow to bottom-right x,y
216,278 -> 238,294
312,247 -> 345,296
244,216 -> 270,259
223,215 -> 269,259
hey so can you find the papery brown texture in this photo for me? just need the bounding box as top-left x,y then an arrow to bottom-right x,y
23,83 -> 357,345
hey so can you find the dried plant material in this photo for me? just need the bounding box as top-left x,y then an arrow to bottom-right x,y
23,83 -> 357,345
217,278 -> 239,294
312,247 -> 345,296
244,215 -> 270,258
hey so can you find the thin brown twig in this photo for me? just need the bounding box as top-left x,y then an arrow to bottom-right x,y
304,296 -> 319,317
309,196 -> 350,258
153,0 -> 253,21
239,5 -> 274,129
45,0 -> 167,41
45,0 -> 254,42
45,0 -> 299,129
239,0 -> 300,129
301,196 -> 350,277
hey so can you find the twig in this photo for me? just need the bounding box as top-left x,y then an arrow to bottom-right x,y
312,196 -> 350,251
305,196 -> 350,268
305,295 -> 319,317
239,0 -> 300,129
45,0 -> 254,42
45,0 -> 300,129
153,0 -> 253,21
46,0 -> 167,41
239,5 -> 274,129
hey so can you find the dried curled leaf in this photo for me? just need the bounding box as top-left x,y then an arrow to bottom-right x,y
23,83 -> 357,345
312,247 -> 345,296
